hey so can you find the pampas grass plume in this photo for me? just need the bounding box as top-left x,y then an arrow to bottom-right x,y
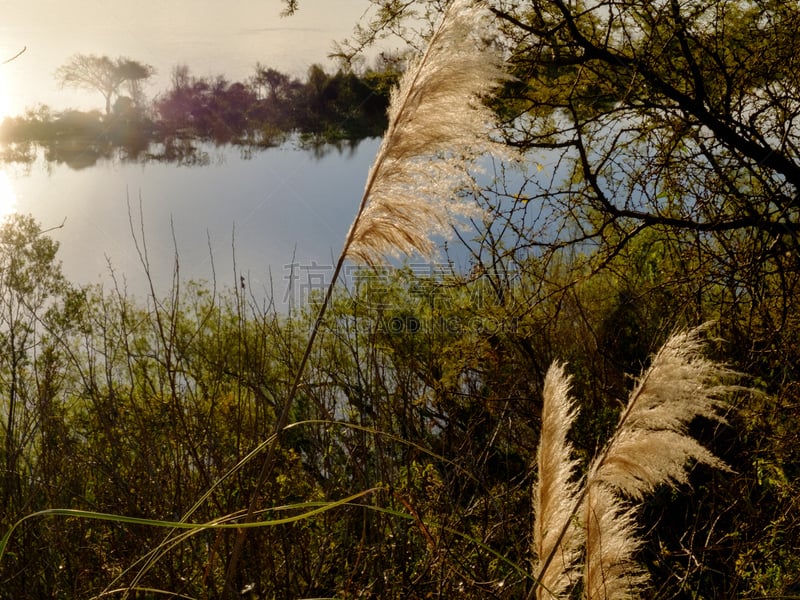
534,362 -> 583,599
580,325 -> 737,598
534,325 -> 741,599
590,325 -> 734,499
583,483 -> 647,600
344,0 -> 510,264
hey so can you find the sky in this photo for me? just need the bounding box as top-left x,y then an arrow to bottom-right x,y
0,0 -> 382,118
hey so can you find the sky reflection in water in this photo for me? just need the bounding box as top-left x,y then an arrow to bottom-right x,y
4,139 -> 383,306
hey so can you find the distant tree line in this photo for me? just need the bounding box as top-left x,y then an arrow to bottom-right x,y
0,54 -> 401,167
154,61 -> 396,142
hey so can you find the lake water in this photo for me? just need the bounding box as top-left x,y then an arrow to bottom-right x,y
0,3 -> 520,310
1,137 -> 530,311
2,138 -> 387,307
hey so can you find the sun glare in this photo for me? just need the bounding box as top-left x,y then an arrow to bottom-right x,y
0,67 -> 10,121
0,171 -> 18,220
0,65 -> 19,220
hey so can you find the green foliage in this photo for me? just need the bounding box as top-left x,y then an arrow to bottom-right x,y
0,212 -> 798,597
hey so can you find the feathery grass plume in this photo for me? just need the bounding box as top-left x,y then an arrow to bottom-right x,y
344,0 -> 509,264
589,324 -> 734,499
534,362 -> 584,599
532,325 -> 740,599
583,483 -> 647,600
579,324 -> 738,598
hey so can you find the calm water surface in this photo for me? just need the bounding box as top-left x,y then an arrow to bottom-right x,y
3,138 -> 383,305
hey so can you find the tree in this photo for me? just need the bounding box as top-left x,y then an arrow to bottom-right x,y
315,0 -> 800,244
251,63 -> 292,102
0,214 -> 69,518
55,54 -> 154,115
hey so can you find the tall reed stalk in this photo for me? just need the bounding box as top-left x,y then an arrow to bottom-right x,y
532,325 -> 741,599
223,1 -> 509,594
